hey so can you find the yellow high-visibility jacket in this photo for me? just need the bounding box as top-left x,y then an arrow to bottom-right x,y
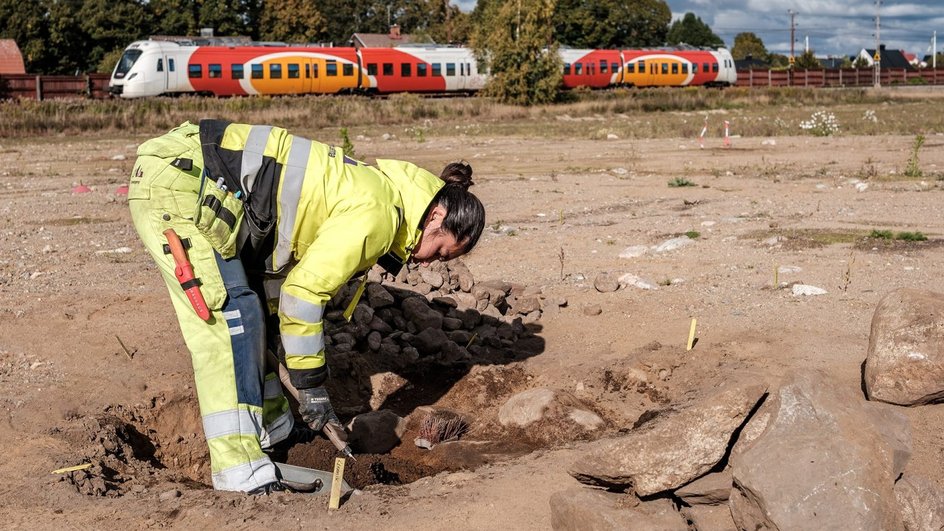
200,120 -> 444,388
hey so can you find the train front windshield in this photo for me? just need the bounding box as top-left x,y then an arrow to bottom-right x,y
114,49 -> 143,79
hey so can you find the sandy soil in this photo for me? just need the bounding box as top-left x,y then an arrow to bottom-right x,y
1,123 -> 943,529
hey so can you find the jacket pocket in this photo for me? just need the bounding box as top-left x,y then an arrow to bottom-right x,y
194,176 -> 244,260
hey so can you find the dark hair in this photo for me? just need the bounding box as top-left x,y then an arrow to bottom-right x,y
429,161 -> 485,254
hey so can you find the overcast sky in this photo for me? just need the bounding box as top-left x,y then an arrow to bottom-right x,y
452,0 -> 943,58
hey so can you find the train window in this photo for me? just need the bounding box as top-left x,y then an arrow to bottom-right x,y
269,63 -> 282,79
188,64 -> 202,78
671,63 -> 678,74
703,62 -> 709,73
343,63 -> 353,76
638,60 -> 645,71
682,64 -> 688,74
600,60 -> 607,74
313,64 -> 319,78
251,64 -> 263,79
401,63 -> 411,76
446,63 -> 455,76
157,58 -> 163,72
367,63 -> 377,76
612,62 -> 618,72
563,63 -> 571,75
574,63 -> 582,75
383,63 -> 393,76
661,63 -> 668,74
432,63 -> 441,76
326,63 -> 337,76
232,64 -> 244,79
288,64 -> 299,78
168,58 -> 175,71
712,63 -> 719,72
305,64 -> 310,78
626,63 -> 635,74
467,63 -> 471,75
692,63 -> 698,73
418,63 -> 427,77
209,64 -> 222,78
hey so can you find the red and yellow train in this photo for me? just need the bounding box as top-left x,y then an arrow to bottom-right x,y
109,39 -> 736,98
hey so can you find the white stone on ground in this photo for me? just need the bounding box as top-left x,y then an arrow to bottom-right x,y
792,284 -> 827,296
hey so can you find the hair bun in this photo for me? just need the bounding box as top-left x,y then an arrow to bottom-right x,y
440,161 -> 474,190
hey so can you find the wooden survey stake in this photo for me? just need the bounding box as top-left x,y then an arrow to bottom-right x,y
329,457 -> 345,510
686,318 -> 697,351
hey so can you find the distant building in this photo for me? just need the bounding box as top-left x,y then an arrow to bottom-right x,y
352,25 -> 427,48
0,39 -> 26,74
819,56 -> 847,69
855,45 -> 915,70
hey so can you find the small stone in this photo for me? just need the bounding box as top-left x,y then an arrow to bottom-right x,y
367,331 -> 382,351
653,236 -> 693,253
792,284 -> 827,296
159,489 -> 181,501
618,245 -> 648,259
618,273 -> 658,290
366,283 -> 395,308
420,270 -> 445,289
606,133 -> 619,140
583,305 -> 602,316
111,154 -> 127,161
593,273 -> 620,293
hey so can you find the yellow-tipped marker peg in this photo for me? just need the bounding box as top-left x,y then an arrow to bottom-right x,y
328,457 -> 345,510
686,318 -> 697,351
52,463 -> 92,474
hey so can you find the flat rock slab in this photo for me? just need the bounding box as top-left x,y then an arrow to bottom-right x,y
569,380 -> 767,496
730,371 -> 910,531
895,475 -> 944,531
675,469 -> 732,506
865,288 -> 944,405
549,488 -> 688,531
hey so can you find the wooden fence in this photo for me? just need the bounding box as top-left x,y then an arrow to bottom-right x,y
735,68 -> 944,88
0,73 -> 111,100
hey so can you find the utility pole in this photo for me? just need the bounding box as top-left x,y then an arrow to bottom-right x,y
788,10 -> 797,67
934,31 -> 938,69
874,0 -> 881,87
805,35 -> 809,53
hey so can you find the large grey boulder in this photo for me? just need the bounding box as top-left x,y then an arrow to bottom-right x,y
730,371 -> 911,531
568,380 -> 767,496
895,475 -> 944,531
865,289 -> 944,405
549,488 -> 688,531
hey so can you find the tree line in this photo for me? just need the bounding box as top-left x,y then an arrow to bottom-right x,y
0,0 -> 736,76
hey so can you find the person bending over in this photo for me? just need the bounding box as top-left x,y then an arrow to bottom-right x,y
128,120 -> 485,493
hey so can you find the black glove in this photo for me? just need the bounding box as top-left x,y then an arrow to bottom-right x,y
297,386 -> 340,432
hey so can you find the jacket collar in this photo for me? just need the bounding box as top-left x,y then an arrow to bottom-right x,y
376,159 -> 444,264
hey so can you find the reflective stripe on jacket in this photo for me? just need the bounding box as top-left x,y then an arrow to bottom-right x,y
200,120 -> 444,388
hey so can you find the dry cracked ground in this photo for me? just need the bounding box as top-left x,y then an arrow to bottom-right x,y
1,98 -> 943,529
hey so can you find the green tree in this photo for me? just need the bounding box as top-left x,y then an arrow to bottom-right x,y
794,49 -> 821,69
149,0 -> 199,36
0,0 -> 51,72
853,54 -> 871,69
768,53 -> 789,68
554,0 -> 669,48
259,0 -> 326,42
666,12 -> 723,48
197,0 -> 252,37
731,32 -> 768,62
471,0 -> 561,105
78,0 -> 152,72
